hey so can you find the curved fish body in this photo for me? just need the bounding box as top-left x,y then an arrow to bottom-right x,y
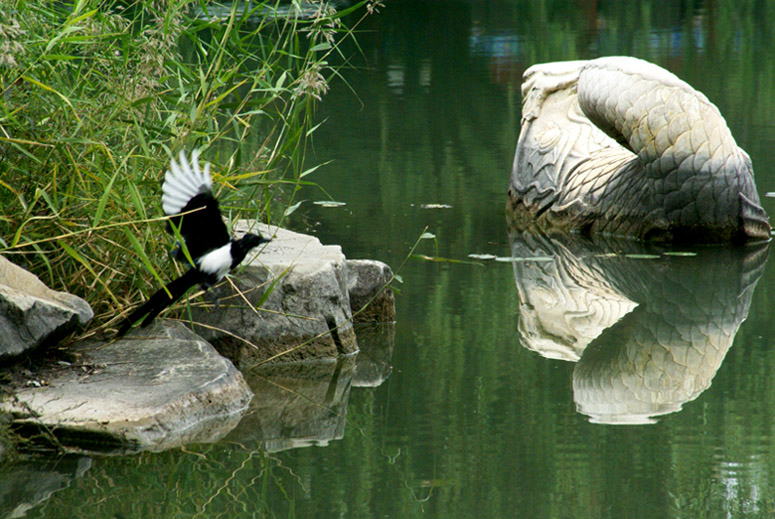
508,56 -> 770,243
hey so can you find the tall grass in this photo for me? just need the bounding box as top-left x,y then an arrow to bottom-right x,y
0,0 -> 378,338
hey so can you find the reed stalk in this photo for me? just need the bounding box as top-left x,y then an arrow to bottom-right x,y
0,0 -> 377,337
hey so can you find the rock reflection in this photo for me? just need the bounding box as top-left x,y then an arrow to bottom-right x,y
229,358 -> 355,452
509,230 -> 768,424
229,325 -> 394,451
0,330 -> 394,518
0,456 -> 91,518
352,323 -> 395,388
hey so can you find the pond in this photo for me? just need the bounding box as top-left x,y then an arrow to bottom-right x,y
5,0 -> 775,517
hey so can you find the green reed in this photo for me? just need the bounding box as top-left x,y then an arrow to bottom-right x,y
0,0 -> 377,336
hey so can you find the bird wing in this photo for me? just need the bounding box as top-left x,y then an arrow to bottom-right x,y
162,150 -> 231,261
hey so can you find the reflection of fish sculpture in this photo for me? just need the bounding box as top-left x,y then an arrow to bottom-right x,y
509,230 -> 768,424
508,57 -> 770,243
513,237 -> 637,362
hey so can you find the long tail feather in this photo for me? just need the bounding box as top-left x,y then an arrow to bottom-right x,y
116,269 -> 204,336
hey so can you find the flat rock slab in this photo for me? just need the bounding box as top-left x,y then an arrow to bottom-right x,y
191,222 -> 361,366
0,322 -> 252,454
0,255 -> 93,361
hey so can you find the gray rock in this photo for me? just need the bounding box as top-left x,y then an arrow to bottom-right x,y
347,260 -> 396,323
191,222 -> 359,366
508,57 -> 769,242
0,255 -> 93,360
0,321 -> 252,454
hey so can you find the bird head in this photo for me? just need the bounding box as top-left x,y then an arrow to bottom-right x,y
240,232 -> 271,250
229,232 -> 271,268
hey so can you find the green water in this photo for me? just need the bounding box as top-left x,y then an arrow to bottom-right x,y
7,1 -> 775,517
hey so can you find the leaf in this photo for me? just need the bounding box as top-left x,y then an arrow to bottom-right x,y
311,42 -> 332,52
275,71 -> 287,91
313,200 -> 346,207
204,79 -> 248,108
419,204 -> 452,209
21,76 -> 80,122
494,256 -> 554,263
127,182 -> 146,220
300,160 -> 332,178
663,251 -> 697,257
66,8 -> 98,27
306,118 -> 328,137
36,188 -> 59,215
59,240 -> 118,303
412,254 -> 484,265
44,25 -> 84,52
255,267 -> 289,309
120,228 -> 169,292
624,254 -> 661,260
167,220 -> 195,268
283,200 -> 304,217
0,136 -> 54,148
93,168 -> 120,228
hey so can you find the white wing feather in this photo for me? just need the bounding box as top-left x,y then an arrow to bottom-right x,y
161,150 -> 213,215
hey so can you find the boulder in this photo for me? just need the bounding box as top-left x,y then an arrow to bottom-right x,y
191,222 -> 360,366
0,321 -> 252,454
347,260 -> 396,323
0,255 -> 93,361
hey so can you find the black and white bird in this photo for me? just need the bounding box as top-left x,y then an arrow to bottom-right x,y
117,150 -> 270,335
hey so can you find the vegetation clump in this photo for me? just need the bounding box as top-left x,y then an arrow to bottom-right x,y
0,0 -> 376,337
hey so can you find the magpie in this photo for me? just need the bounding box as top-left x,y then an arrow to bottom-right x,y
117,150 -> 270,335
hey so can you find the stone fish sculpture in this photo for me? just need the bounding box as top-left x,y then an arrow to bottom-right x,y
507,56 -> 770,243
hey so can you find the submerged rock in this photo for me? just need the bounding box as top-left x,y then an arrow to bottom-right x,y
0,322 -> 252,454
0,255 -> 93,361
191,222 -> 366,366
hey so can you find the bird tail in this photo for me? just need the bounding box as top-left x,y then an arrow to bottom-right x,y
116,269 -> 204,336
